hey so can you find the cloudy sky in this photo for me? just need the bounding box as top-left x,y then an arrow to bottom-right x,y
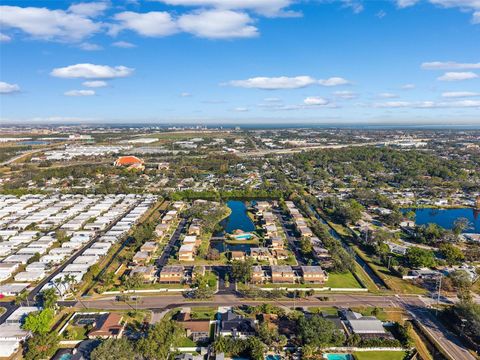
0,0 -> 479,125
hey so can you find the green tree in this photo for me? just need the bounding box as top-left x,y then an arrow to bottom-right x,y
22,309 -> 54,334
91,338 -> 135,360
39,288 -> 58,309
298,315 -> 345,348
299,237 -> 313,257
136,319 -> 183,359
247,337 -> 267,360
405,247 -> 436,268
439,243 -> 464,265
231,259 -> 253,283
453,217 -> 471,236
24,332 -> 59,360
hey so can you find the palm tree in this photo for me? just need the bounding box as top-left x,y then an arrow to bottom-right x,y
14,290 -> 29,306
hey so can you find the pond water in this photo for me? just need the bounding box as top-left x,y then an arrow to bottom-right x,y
210,240 -> 253,253
222,200 -> 255,233
411,208 -> 480,233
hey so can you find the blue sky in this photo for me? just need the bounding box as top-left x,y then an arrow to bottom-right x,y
0,0 -> 479,125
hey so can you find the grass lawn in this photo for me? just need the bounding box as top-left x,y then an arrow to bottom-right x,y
191,307 -> 217,320
204,271 -> 218,288
325,271 -> 363,289
177,336 -> 196,347
354,263 -> 380,293
353,245 -> 427,295
63,325 -> 88,340
349,306 -> 405,322
308,306 -> 338,315
353,351 -> 407,360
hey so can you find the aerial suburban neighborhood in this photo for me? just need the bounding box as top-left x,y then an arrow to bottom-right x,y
1,0 -> 480,359
0,125 -> 478,360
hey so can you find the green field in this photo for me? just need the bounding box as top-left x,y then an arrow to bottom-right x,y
325,271 -> 363,289
353,351 -> 407,360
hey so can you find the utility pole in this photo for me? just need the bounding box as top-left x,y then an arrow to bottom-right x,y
436,274 -> 443,316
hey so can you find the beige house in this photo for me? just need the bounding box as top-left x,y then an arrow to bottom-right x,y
159,265 -> 185,283
251,265 -> 265,284
271,265 -> 295,283
301,266 -> 328,284
179,244 -> 195,261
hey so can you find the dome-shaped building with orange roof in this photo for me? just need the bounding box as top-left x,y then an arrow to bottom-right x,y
114,155 -> 144,167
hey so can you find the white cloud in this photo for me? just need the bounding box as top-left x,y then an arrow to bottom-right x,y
64,89 -> 95,96
0,81 -> 20,94
51,63 -> 134,79
111,11 -> 178,37
233,107 -> 249,112
422,61 -> 480,70
82,80 -> 108,88
68,2 -> 108,17
333,90 -> 357,99
398,1 -> 480,22
437,71 -> 479,81
378,92 -> 398,98
375,101 -> 410,108
229,75 -> 317,89
0,33 -> 11,42
304,96 -> 329,106
442,91 -> 479,98
78,42 -> 102,51
341,0 -> 364,14
448,99 -> 480,107
228,75 -> 349,89
396,0 -> 420,8
178,10 -> 258,38
474,11 -> 480,23
264,97 -> 281,102
318,77 -> 349,86
112,41 -> 136,48
375,99 -> 480,108
180,92 -> 192,97
0,5 -> 101,42
152,0 -> 298,17
401,83 -> 415,89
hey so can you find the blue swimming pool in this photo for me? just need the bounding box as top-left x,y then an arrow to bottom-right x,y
58,354 -> 72,360
265,356 -> 281,360
325,354 -> 352,360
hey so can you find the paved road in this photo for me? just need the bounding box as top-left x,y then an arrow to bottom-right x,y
27,201 -> 141,302
405,304 -> 477,360
0,201 -> 142,325
72,293 -> 420,311
273,209 -> 309,266
71,292 -> 477,359
155,218 -> 187,268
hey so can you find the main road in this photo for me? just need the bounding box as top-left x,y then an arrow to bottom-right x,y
69,292 -> 476,360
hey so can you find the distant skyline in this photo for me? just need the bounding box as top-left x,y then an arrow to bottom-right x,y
0,0 -> 479,125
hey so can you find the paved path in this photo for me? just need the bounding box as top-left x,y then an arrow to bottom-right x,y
155,218 -> 187,268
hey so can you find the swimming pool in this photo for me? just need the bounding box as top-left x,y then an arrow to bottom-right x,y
265,356 -> 282,360
58,354 -> 73,360
233,233 -> 253,240
325,354 -> 352,360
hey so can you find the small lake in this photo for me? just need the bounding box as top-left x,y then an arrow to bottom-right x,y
411,208 -> 480,233
222,200 -> 255,234
210,241 -> 253,253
